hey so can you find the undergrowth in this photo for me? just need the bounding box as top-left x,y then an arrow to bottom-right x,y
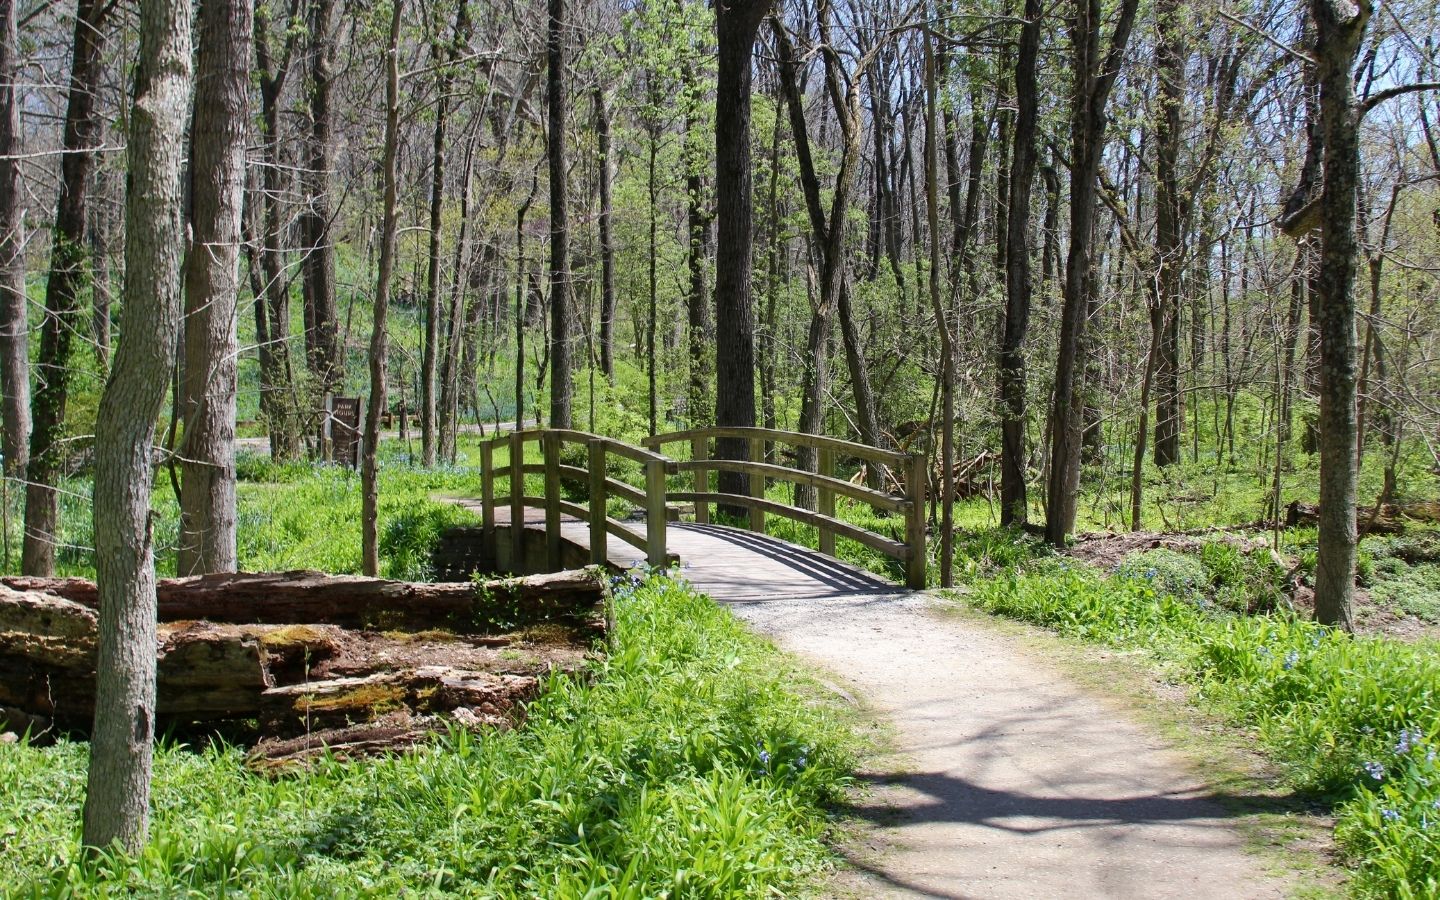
954,534 -> 1439,898
0,574 -> 854,897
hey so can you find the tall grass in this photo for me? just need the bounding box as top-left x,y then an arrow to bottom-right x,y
0,574 -> 855,897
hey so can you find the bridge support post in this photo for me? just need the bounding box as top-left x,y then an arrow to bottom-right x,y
645,458 -> 667,569
481,441 -> 496,548
905,452 -> 928,590
691,436 -> 709,525
748,437 -> 766,533
543,432 -> 562,570
509,431 -> 525,569
588,440 -> 608,565
818,447 -> 835,556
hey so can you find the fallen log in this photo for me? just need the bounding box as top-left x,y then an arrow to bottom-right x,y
1285,500 -> 1440,535
0,568 -> 607,633
259,666 -> 537,736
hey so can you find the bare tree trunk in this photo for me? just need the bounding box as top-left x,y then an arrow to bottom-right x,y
178,0 -> 251,576
546,0 -> 572,429
683,66 -> 713,427
1045,0 -> 1138,546
1152,0 -> 1184,467
362,0 -> 403,577
253,9 -> 301,462
421,2 -> 467,466
999,0 -> 1041,527
82,0 -> 190,850
926,26 -> 952,587
300,0 -> 341,412
0,0 -> 27,477
23,0 -> 109,576
596,87 -> 617,380
1310,0 -> 1369,630
713,0 -> 769,508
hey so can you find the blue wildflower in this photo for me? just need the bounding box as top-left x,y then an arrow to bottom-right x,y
1395,728 -> 1423,756
1380,808 -> 1401,823
758,749 -> 771,766
1364,761 -> 1386,781
1282,650 -> 1299,670
1256,645 -> 1272,658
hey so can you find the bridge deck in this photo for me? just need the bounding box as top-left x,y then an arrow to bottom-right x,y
481,505 -> 899,602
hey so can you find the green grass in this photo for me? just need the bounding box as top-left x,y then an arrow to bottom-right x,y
950,541 -> 1440,898
0,574 -> 856,897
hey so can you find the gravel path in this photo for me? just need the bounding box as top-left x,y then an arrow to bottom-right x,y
725,591 -> 1288,899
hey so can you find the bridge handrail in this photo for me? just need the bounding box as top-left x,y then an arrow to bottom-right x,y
645,425 -> 908,469
478,425 -> 926,590
480,428 -> 670,570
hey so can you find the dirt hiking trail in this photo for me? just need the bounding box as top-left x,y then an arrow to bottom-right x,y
723,589 -> 1290,899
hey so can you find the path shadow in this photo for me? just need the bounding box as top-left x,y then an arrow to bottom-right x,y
672,523 -> 900,598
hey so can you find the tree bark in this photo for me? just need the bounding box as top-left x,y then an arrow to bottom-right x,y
546,0 -> 573,429
82,0 -> 191,851
0,0 -> 28,477
925,27 -> 952,587
1309,0 -> 1370,630
999,0 -> 1042,527
683,62 -> 713,427
252,7 -> 302,462
713,0 -> 770,508
179,0 -> 251,576
596,87 -> 617,380
1045,0 -> 1138,546
362,0 -> 403,576
23,0 -> 109,575
300,0 -> 341,406
1152,0 -> 1184,467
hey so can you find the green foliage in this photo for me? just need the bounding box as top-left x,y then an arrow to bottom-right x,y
959,563 -> 1440,897
1197,542 -> 1287,614
0,575 -> 854,896
1115,549 -> 1208,604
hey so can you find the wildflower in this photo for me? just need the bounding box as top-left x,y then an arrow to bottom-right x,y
1256,645 -> 1272,658
1428,748 -> 1437,765
1282,650 -> 1299,670
758,749 -> 771,766
1380,808 -> 1401,823
795,754 -> 808,770
1143,568 -> 1156,580
1363,761 -> 1386,781
1395,728 -> 1423,756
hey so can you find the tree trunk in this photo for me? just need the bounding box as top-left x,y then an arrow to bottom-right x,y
421,2 -> 466,466
253,10 -> 301,462
683,70 -> 713,427
1152,0 -> 1184,467
596,87 -> 617,380
999,0 -> 1041,527
178,0 -> 251,577
925,27 -> 952,587
1309,0 -> 1370,630
23,0 -> 108,576
362,1 -> 403,577
546,0 -> 573,429
0,0 -> 28,477
300,0 -> 341,408
1045,0 -> 1138,546
82,0 -> 190,852
713,0 -> 769,508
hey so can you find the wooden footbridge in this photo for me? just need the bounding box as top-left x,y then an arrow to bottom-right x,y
465,427 -> 928,601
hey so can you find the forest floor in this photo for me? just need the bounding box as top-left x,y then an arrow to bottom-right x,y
726,589 -> 1319,899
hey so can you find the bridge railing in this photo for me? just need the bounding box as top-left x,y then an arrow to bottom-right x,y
644,426 -> 927,589
480,428 -> 677,570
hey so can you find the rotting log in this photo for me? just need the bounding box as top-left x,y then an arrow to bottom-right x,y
1286,500 -> 1440,535
259,666 -> 537,736
0,568 -> 607,632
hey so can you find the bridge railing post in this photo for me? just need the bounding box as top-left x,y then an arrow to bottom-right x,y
748,436 -> 765,533
509,431 -> 525,569
818,447 -> 835,556
645,457 -> 667,568
588,439 -> 608,565
543,431 -> 562,570
481,440 -> 495,546
691,436 -> 709,525
905,452 -> 928,590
